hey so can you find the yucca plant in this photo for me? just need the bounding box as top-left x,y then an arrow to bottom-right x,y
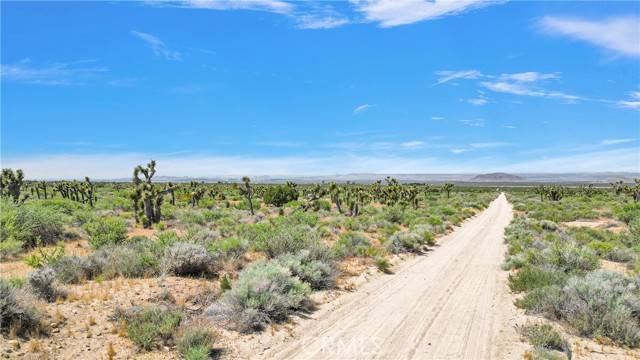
237,176 -> 255,215
442,183 -> 454,199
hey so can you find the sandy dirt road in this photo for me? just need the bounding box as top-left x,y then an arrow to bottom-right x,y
263,193 -> 526,360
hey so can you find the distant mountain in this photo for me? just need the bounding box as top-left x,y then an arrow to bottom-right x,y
471,173 -> 526,182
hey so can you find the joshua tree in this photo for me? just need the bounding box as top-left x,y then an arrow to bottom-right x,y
167,182 -> 177,205
403,186 -> 420,209
546,185 -> 564,201
329,182 -> 343,213
626,179 -> 640,201
189,181 -> 206,207
33,181 -> 49,199
534,185 -> 546,202
442,183 -> 454,199
345,187 -> 368,216
1,168 -> 28,203
132,160 -> 171,227
610,180 -> 626,196
237,176 -> 255,215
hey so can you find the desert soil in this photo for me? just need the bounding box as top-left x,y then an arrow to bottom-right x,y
251,193 -> 528,359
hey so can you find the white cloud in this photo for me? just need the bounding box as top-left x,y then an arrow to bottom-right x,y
351,0 -> 501,28
459,119 -> 485,127
1,59 -> 107,86
400,140 -> 425,149
467,98 -> 488,106
434,69 -> 482,85
617,91 -> 640,110
431,116 -> 445,120
538,16 -> 640,57
600,138 -> 635,146
502,125 -> 516,129
131,31 -> 182,61
499,72 -> 559,83
178,0 -> 292,13
450,148 -> 471,154
296,15 -> 349,29
353,103 -> 376,115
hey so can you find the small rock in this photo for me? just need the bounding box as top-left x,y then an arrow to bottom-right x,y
7,341 -> 19,350
163,346 -> 170,352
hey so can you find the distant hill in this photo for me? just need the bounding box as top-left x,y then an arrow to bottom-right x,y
471,173 -> 526,182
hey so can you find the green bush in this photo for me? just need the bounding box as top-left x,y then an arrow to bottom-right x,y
91,240 -> 161,279
206,260 -> 310,332
208,236 -> 247,259
275,252 -> 336,290
509,266 -> 567,293
386,231 -> 422,253
83,216 -> 128,249
519,323 -> 566,351
177,326 -> 216,360
332,232 -> 371,258
162,243 -> 215,276
124,307 -> 183,350
263,185 -> 298,207
1,201 -> 65,249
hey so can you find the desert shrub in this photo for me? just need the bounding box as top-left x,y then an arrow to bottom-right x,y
614,202 -> 640,224
28,267 -> 63,302
24,240 -> 66,269
517,285 -> 564,316
375,257 -> 391,273
386,231 -> 422,254
0,280 -> 44,337
411,225 -> 436,246
559,271 -> 640,346
162,243 -> 215,276
83,216 -> 128,249
206,260 -> 310,332
124,307 -> 183,350
177,326 -> 216,360
275,211 -> 320,228
519,323 -> 566,351
263,185 -> 298,207
542,242 -> 599,274
509,266 -> 567,293
383,206 -> 405,224
208,236 -> 248,259
605,247 -> 634,263
51,255 -> 103,284
1,202 -> 65,249
332,232 -> 371,258
92,240 -> 161,279
587,241 -> 614,257
156,230 -> 183,248
313,199 -> 332,211
539,220 -> 558,231
260,224 -> 321,258
178,210 -> 207,226
275,251 -> 336,290
0,237 -> 24,259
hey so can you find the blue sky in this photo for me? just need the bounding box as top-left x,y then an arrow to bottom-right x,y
1,0 -> 639,178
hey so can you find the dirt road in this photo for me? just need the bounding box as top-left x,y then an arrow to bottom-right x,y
264,193 -> 526,359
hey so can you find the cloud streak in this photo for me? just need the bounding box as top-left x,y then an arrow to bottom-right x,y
131,31 -> 182,60
538,16 -> 640,58
353,103 -> 376,115
1,59 -> 107,86
351,0 -> 501,28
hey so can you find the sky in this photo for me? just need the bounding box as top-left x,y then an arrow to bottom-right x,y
1,0 -> 639,179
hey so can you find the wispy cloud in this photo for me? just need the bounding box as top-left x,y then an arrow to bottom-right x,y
351,0 -> 502,28
400,140 -> 425,149
502,125 -> 517,129
431,116 -> 445,120
131,31 -> 182,61
297,15 -> 349,29
600,138 -> 635,146
353,103 -> 376,115
1,59 -> 107,86
500,147 -> 639,173
467,98 -> 488,106
177,0 -> 293,14
450,141 -> 512,154
538,16 -> 640,58
617,91 -> 640,111
459,119 -> 485,127
434,69 -> 482,85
